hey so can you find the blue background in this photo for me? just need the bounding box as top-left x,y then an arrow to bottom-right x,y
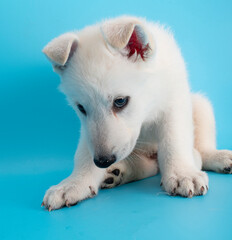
0,0 -> 232,239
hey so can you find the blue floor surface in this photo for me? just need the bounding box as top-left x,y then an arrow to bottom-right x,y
0,164 -> 231,240
1,1 -> 232,239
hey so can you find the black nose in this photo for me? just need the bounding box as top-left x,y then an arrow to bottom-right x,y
94,155 -> 116,168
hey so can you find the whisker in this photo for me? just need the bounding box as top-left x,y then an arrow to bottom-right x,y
133,147 -> 147,152
136,140 -> 148,145
131,151 -> 142,160
127,154 -> 136,163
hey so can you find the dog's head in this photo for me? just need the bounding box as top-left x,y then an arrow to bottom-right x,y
43,16 -> 157,168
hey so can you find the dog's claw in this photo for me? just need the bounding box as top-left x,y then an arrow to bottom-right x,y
65,200 -> 70,207
48,206 -> 52,212
160,182 -> 163,187
41,202 -> 44,207
89,186 -> 96,196
171,188 -> 176,196
188,190 -> 193,198
200,186 -> 205,194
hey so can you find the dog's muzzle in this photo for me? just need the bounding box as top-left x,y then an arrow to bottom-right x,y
94,155 -> 116,168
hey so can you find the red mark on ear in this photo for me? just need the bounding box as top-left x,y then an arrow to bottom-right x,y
127,29 -> 150,61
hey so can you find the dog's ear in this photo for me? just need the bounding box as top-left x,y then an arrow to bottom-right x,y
101,17 -> 155,61
43,33 -> 78,70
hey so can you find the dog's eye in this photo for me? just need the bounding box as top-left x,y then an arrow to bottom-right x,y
113,96 -> 129,110
77,104 -> 87,116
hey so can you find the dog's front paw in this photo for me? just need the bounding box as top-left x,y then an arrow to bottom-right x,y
42,180 -> 97,211
161,168 -> 209,197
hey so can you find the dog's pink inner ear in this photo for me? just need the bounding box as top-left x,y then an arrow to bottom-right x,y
126,26 -> 151,61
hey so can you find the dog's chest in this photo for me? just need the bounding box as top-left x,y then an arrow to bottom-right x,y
135,122 -> 159,152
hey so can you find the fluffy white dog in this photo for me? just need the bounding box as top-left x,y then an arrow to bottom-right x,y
42,16 -> 232,211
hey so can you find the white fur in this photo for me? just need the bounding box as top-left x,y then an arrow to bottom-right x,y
42,16 -> 232,210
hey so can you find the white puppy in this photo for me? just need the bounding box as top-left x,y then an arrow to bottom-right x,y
42,16 -> 232,211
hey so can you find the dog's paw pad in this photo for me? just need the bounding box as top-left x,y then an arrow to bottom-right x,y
112,169 -> 120,176
101,168 -> 123,189
104,177 -> 114,184
223,167 -> 232,174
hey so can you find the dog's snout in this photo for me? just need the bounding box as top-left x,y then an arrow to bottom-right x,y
94,155 -> 116,168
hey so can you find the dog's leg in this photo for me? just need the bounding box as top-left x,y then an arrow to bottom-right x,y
101,150 -> 159,189
158,94 -> 209,197
193,94 -> 232,173
42,134 -> 105,211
